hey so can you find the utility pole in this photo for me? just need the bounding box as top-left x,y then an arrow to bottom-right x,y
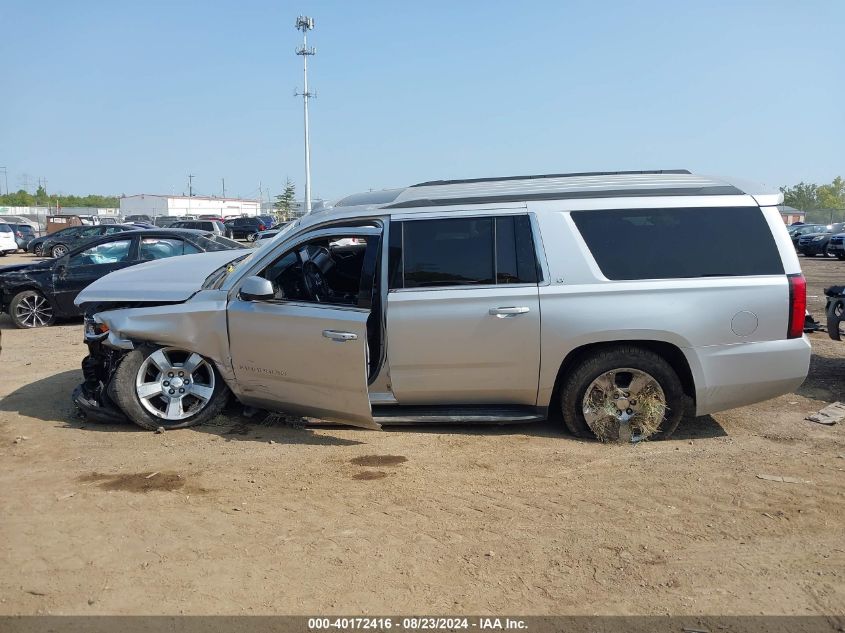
295,15 -> 315,215
221,177 -> 226,198
258,181 -> 263,215
187,174 -> 195,217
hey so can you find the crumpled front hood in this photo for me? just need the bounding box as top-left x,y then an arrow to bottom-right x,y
75,249 -> 250,306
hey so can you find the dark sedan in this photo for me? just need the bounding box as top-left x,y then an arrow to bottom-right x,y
0,229 -> 242,328
224,216 -> 268,241
40,224 -> 141,258
797,223 -> 845,257
788,224 -> 826,248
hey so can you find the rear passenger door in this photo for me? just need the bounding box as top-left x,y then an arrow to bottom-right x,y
386,214 -> 542,406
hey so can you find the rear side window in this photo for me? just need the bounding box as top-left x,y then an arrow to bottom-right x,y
0,224 -> 11,233
389,215 -> 539,289
571,207 -> 783,280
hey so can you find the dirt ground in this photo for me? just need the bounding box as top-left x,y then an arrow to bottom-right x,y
0,251 -> 843,616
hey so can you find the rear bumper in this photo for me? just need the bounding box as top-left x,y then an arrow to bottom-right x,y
687,338 -> 811,416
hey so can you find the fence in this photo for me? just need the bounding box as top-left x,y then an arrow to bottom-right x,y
0,206 -> 120,231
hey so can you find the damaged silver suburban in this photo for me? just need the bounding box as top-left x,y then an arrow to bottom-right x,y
73,170 -> 811,441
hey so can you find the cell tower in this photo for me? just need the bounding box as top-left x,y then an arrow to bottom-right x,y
295,15 -> 315,215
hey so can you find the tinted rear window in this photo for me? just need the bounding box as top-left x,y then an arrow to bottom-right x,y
571,207 -> 783,280
0,223 -> 12,233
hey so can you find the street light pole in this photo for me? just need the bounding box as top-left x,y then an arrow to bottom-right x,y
296,16 -> 315,215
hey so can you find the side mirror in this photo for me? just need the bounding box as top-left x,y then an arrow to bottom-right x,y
239,276 -> 275,302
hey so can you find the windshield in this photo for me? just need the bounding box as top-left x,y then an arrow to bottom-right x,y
202,219 -> 301,289
195,234 -> 243,252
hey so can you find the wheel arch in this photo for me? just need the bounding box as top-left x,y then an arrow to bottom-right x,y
548,340 -> 696,412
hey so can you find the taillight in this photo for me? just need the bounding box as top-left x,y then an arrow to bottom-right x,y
787,273 -> 806,339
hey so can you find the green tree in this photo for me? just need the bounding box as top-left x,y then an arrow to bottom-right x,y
273,178 -> 297,219
818,176 -> 845,211
779,182 -> 819,211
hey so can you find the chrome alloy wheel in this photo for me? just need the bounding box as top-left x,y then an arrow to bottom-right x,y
135,348 -> 216,420
14,294 -> 54,327
582,368 -> 666,442
52,244 -> 68,257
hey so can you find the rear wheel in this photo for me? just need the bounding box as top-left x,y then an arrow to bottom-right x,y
837,254 -> 845,261
560,346 -> 686,442
113,345 -> 230,430
9,290 -> 55,328
33,244 -> 44,257
51,243 -> 68,258
246,232 -> 258,242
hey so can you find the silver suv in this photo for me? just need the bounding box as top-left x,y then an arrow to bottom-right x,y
72,170 -> 810,442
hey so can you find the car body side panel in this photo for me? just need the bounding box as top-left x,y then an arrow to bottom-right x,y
227,300 -> 377,427
94,290 -> 236,385
535,204 -> 809,415
386,286 -> 541,405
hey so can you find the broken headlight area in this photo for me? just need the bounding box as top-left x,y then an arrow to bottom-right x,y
73,332 -> 130,424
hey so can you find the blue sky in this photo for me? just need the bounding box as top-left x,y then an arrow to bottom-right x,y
1,0 -> 843,201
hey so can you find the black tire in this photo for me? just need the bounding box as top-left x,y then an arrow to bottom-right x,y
112,346 -> 230,430
836,255 -> 845,261
9,289 -> 56,328
246,232 -> 258,242
50,243 -> 69,258
560,345 -> 686,441
804,252 -> 817,257
33,244 -> 43,257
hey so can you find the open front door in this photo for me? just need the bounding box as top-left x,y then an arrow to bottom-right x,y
227,227 -> 382,429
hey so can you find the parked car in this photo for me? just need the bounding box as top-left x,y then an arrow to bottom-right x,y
0,215 -> 40,231
0,222 -> 18,255
28,225 -> 87,257
788,224 -> 826,248
0,229 -> 244,329
170,220 -> 232,238
827,235 -> 845,260
98,217 -> 121,225
12,223 -> 36,250
797,223 -> 845,257
254,222 -> 293,245
225,216 -> 267,241
71,169 -> 810,443
41,224 -> 139,258
125,214 -> 153,223
198,215 -> 227,222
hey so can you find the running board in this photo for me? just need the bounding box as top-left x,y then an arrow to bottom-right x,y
372,405 -> 546,425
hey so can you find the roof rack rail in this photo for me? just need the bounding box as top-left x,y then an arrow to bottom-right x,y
410,169 -> 692,188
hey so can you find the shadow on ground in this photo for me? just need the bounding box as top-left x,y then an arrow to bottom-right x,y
2,368 -> 727,445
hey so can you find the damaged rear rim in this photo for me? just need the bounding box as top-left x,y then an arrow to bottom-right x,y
582,368 -> 666,443
135,347 -> 216,421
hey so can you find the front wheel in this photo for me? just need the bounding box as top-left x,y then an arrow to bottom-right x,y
112,346 -> 230,430
9,290 -> 56,328
560,346 -> 686,442
246,232 -> 258,242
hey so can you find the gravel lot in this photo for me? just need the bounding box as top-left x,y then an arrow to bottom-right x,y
0,251 -> 843,615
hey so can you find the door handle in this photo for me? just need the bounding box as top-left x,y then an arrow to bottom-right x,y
322,330 -> 358,342
489,306 -> 530,317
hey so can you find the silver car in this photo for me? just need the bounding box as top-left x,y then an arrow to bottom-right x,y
72,170 -> 810,442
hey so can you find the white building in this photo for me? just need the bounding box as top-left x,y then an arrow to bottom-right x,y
120,194 -> 260,218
